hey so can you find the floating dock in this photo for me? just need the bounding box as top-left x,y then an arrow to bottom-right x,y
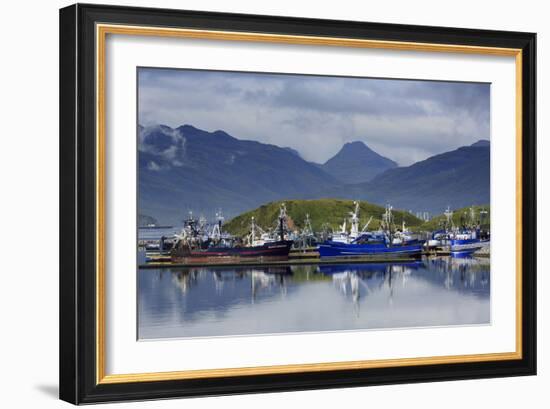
139,254 -> 424,269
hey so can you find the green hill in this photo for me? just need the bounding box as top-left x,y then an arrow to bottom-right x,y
420,205 -> 490,231
223,199 -> 423,237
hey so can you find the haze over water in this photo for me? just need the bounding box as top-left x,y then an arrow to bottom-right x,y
138,257 -> 490,339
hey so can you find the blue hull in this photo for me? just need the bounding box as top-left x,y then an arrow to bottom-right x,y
319,242 -> 423,258
449,238 -> 488,255
450,238 -> 480,245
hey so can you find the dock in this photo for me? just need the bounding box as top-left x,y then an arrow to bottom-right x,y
139,254 -> 423,269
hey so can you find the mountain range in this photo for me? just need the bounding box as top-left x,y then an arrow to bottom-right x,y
309,141 -> 490,214
138,124 -> 339,224
138,123 -> 490,225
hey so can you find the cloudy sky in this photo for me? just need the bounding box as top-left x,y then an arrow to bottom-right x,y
138,68 -> 490,166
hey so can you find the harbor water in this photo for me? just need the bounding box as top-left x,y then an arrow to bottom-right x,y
138,256 -> 490,339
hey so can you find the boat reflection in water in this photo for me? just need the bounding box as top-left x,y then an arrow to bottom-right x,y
138,256 -> 490,339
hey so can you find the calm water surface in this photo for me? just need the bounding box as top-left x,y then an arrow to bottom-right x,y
138,257 -> 490,339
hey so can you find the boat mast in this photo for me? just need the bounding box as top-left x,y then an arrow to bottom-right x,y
361,216 -> 373,233
444,206 -> 454,232
278,203 -> 288,241
382,204 -> 395,242
349,201 -> 360,239
211,210 -> 224,242
469,206 -> 477,227
303,213 -> 313,236
340,219 -> 347,235
249,216 -> 257,246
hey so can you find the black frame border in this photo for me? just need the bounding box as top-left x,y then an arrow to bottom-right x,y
59,3 -> 536,404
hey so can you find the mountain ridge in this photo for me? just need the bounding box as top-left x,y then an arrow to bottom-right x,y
138,124 -> 340,224
139,123 -> 490,224
309,143 -> 490,214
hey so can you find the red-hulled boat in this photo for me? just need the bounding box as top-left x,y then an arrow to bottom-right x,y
171,204 -> 293,264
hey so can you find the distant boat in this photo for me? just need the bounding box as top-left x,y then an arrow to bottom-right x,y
424,206 -> 454,249
139,224 -> 174,229
449,207 -> 490,256
449,231 -> 489,256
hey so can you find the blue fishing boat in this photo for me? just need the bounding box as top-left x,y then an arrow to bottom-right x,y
319,203 -> 423,259
424,207 -> 455,249
449,233 -> 489,256
449,207 -> 490,256
319,235 -> 423,258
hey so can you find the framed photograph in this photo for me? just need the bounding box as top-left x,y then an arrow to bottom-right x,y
59,3 -> 536,404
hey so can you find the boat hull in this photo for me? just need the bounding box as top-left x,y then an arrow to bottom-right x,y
450,239 -> 489,255
171,240 -> 294,264
318,242 -> 423,259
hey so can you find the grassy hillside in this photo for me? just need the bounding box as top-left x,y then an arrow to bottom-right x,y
223,199 -> 423,237
420,205 -> 490,231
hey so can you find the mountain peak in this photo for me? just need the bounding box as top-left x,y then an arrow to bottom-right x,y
139,123 -> 172,132
342,140 -> 370,150
470,139 -> 490,147
212,129 -> 235,140
322,140 -> 397,184
176,124 -> 199,133
312,140 -> 490,215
